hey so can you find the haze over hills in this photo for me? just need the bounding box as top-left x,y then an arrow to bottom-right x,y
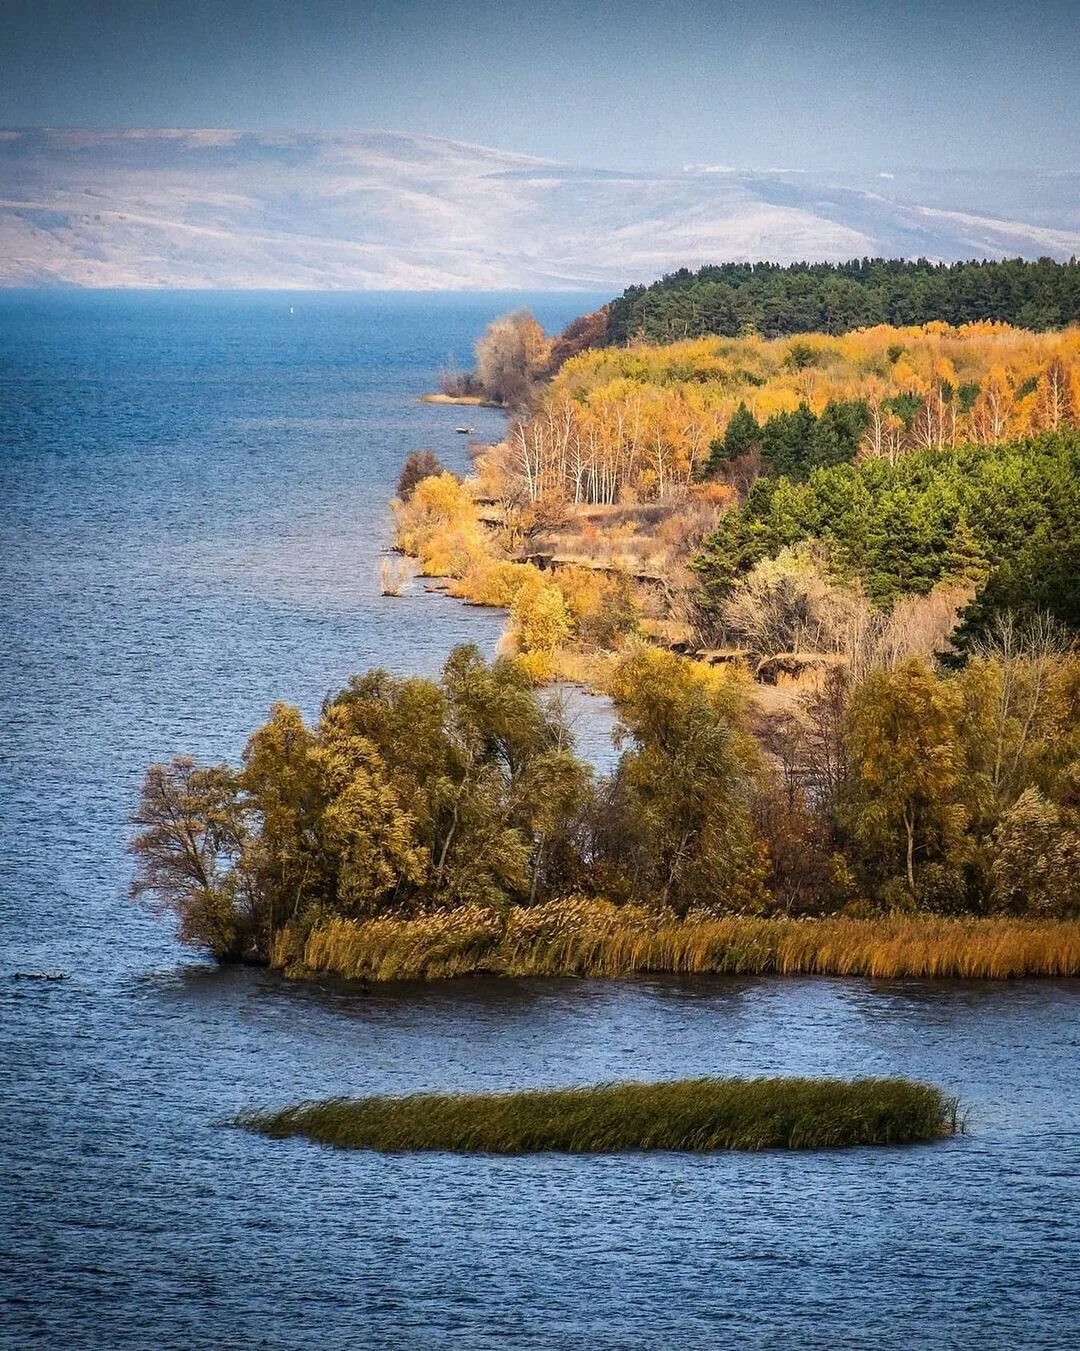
1,129 -> 1078,291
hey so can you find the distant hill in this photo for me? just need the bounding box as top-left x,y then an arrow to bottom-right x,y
1,129 -> 1078,290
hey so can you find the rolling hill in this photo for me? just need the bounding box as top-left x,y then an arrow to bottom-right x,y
1,129 -> 1077,290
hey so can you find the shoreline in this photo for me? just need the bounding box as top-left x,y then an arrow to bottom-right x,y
418,391 -> 504,407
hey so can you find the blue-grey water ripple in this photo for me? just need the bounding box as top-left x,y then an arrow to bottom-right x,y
0,292 -> 1076,1349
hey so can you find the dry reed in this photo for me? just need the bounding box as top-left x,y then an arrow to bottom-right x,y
274,899 -> 1080,983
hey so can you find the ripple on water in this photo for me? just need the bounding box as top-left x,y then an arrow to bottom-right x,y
1,293 -> 1077,1349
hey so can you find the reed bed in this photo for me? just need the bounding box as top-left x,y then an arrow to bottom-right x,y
236,1077 -> 961,1153
274,899 -> 1080,983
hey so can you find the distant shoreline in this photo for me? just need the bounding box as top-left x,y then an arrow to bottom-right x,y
418,391 -> 504,408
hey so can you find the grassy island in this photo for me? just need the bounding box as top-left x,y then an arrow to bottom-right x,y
236,1076 -> 962,1153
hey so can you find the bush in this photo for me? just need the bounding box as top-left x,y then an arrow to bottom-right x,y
509,573 -> 572,674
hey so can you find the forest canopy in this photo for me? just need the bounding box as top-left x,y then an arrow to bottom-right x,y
602,257 -> 1080,346
692,429 -> 1080,640
479,321 -> 1080,507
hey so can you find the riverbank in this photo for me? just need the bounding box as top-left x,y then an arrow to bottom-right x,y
273,905 -> 1080,982
237,1076 -> 962,1153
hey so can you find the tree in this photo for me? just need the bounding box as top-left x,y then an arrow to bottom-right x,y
397,450 -> 449,501
603,648 -> 768,914
954,613 -> 1078,815
240,703 -> 331,932
760,403 -> 816,478
323,646 -> 590,912
839,660 -> 969,899
1036,357 -> 1076,432
129,757 -> 253,959
509,572 -> 572,677
750,769 -> 845,915
474,310 -> 551,408
315,711 -> 427,916
991,788 -> 1080,916
807,399 -> 871,471
435,645 -> 588,906
706,403 -> 760,475
968,367 -> 1012,444
547,307 -> 609,372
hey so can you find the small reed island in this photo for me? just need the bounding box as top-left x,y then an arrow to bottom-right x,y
237,1077 -> 962,1153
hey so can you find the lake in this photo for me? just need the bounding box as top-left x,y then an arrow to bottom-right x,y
1,292 -> 1077,1349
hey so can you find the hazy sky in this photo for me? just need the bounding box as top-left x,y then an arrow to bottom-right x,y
3,0 -> 1077,172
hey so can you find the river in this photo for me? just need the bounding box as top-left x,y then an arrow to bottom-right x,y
1,292 -> 1076,1349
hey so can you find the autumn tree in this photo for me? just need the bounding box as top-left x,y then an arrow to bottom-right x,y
474,310 -> 551,408
547,307 -> 609,372
953,613 -> 1079,819
1035,357 -> 1076,432
838,660 -> 970,902
602,647 -> 768,914
990,788 -> 1080,916
240,702 -> 333,929
315,709 -> 427,916
324,645 -> 590,910
129,757 -> 253,959
397,449 -> 449,501
968,367 -> 1013,444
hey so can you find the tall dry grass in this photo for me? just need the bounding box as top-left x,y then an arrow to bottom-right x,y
274,898 -> 1080,983
237,1076 -> 961,1153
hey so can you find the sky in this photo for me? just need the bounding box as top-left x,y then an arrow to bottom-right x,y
3,0 -> 1078,173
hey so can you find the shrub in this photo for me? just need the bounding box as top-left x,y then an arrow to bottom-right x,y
509,573 -> 572,674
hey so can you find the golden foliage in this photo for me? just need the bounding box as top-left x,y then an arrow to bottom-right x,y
394,467 -> 640,678
391,472 -> 489,577
485,322 -> 1080,503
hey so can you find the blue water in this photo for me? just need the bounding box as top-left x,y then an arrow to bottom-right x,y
1,293 -> 1078,1349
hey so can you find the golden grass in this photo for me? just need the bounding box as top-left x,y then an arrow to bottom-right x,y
237,1076 -> 962,1153
274,898 -> 1080,983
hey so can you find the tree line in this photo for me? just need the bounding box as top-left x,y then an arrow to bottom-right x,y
132,635 -> 1079,964
471,321 -> 1078,506
604,258 -> 1080,346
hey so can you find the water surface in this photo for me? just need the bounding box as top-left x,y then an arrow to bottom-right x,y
1,293 -> 1076,1349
